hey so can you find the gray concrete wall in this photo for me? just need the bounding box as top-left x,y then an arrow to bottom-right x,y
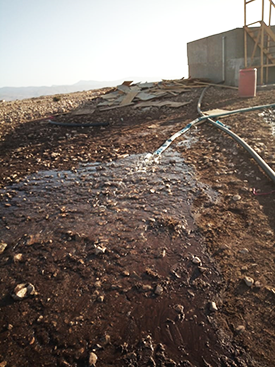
187,27 -> 275,86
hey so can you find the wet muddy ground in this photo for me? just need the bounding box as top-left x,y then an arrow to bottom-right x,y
0,86 -> 275,367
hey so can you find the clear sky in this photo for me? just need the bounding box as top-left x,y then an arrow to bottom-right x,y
0,0 -> 268,87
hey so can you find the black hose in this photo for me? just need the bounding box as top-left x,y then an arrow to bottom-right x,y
198,87 -> 275,184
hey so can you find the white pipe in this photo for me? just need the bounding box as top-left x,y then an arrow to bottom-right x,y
222,36 -> 226,82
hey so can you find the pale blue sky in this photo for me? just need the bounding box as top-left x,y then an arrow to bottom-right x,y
0,0 -> 268,87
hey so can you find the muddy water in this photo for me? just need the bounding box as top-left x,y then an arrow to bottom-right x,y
259,108 -> 275,135
0,148 -> 233,367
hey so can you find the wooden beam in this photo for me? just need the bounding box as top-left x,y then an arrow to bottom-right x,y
267,0 -> 272,82
262,22 -> 275,42
245,26 -> 275,63
251,28 -> 261,63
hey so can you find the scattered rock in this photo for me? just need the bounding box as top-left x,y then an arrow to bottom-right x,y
94,281 -> 102,289
146,268 -> 159,279
244,276 -> 254,287
192,256 -> 202,265
89,352 -> 98,366
0,242 -> 7,254
97,295 -> 104,303
12,283 -> 36,300
140,284 -> 153,292
209,301 -> 218,312
187,290 -> 195,297
235,325 -> 246,334
239,248 -> 249,254
94,245 -> 106,255
13,253 -> 24,263
122,270 -> 130,277
154,284 -> 164,296
232,195 -> 241,201
198,266 -> 208,273
174,304 -> 184,313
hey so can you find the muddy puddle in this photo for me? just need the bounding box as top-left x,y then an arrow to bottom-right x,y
259,108 -> 275,135
0,148 -> 237,367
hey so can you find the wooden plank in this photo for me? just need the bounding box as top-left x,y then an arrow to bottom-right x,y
117,84 -> 132,94
251,28 -> 261,62
101,90 -> 122,100
122,81 -> 133,86
71,107 -> 95,115
99,103 -> 134,111
120,90 -> 139,106
135,82 -> 155,89
134,100 -> 190,109
136,91 -> 167,101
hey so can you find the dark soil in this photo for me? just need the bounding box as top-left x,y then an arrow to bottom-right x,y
0,86 -> 274,367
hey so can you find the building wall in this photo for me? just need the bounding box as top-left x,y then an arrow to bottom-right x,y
187,27 -> 275,86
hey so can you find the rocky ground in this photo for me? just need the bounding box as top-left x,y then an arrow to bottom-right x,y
0,84 -> 274,367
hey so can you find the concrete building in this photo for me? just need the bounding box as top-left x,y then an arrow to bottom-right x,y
187,27 -> 275,87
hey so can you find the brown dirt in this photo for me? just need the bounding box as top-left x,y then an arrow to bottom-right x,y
0,86 -> 274,367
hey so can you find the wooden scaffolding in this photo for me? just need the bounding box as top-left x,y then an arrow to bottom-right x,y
244,0 -> 275,84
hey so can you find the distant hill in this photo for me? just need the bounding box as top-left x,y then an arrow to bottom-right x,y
0,80 -> 122,101
0,77 -> 162,101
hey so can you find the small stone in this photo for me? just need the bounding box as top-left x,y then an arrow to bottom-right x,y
12,283 -> 36,300
239,248 -> 249,254
89,352 -> 98,366
155,284 -> 164,296
209,301 -> 218,312
254,281 -> 261,288
13,253 -> 24,263
141,284 -> 153,292
198,266 -> 207,273
235,325 -> 245,334
97,295 -> 104,303
94,245 -> 106,255
244,276 -> 254,287
94,281 -> 101,289
122,270 -> 130,277
174,304 -> 184,313
101,334 -> 111,345
232,195 -> 241,201
0,243 -> 7,255
37,315 -> 44,322
192,256 -> 201,265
